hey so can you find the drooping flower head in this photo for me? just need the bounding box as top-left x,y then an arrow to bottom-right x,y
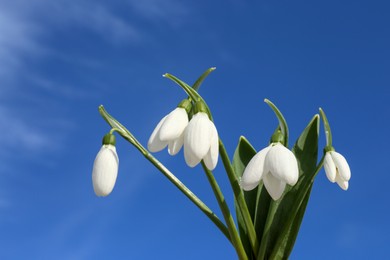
92,133 -> 119,197
148,99 -> 192,155
319,108 -> 351,191
323,147 -> 351,190
184,101 -> 219,170
241,131 -> 299,200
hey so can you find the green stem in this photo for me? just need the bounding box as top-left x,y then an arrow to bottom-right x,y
256,202 -> 277,260
163,73 -> 200,102
257,157 -> 325,260
264,99 -> 289,147
268,156 -> 325,259
163,73 -> 214,121
202,163 -> 248,260
99,105 -> 231,242
192,67 -> 216,91
219,139 -> 259,257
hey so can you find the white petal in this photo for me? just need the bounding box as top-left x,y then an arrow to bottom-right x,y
184,141 -> 202,167
168,133 -> 184,156
335,174 -> 349,190
263,173 -> 286,200
240,146 -> 271,191
264,143 -> 299,186
184,112 -> 212,162
330,151 -> 351,181
92,145 -> 119,197
147,116 -> 168,152
324,152 -> 337,183
159,108 -> 188,141
203,121 -> 219,170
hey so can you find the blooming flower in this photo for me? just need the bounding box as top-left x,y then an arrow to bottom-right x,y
323,150 -> 351,190
92,142 -> 119,197
184,111 -> 219,170
240,143 -> 299,200
148,105 -> 189,156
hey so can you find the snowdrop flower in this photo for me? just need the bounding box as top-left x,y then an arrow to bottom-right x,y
92,133 -> 119,197
240,142 -> 299,200
148,99 -> 191,156
323,149 -> 351,190
184,102 -> 219,170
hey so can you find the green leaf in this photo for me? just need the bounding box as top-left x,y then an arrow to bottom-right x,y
232,136 -> 258,218
232,136 -> 258,258
253,177 -> 272,249
271,185 -> 312,259
257,114 -> 320,260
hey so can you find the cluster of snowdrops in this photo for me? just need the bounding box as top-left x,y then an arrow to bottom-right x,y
91,68 -> 351,260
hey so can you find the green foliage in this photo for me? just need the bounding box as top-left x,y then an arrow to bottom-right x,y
232,136 -> 259,258
232,115 -> 320,259
98,69 -> 336,260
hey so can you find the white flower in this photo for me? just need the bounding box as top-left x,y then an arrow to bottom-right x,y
148,107 -> 189,155
92,144 -> 119,197
324,150 -> 351,190
240,143 -> 299,200
184,112 -> 219,170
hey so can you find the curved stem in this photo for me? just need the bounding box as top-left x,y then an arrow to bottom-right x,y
99,105 -> 231,242
264,99 -> 289,147
201,163 -> 248,260
192,67 -> 216,91
163,73 -> 214,121
219,139 -> 259,257
163,73 -> 200,102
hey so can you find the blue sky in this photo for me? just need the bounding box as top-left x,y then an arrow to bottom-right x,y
0,0 -> 389,259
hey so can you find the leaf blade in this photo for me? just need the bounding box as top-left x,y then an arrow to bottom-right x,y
232,136 -> 258,258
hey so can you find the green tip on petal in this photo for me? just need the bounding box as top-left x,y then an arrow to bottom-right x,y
102,133 -> 116,146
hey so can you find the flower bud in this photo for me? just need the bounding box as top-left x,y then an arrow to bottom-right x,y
92,134 -> 119,197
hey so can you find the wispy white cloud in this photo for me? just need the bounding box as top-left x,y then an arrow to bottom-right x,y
0,2 -> 43,85
29,75 -> 98,100
0,0 -> 190,162
0,0 -> 189,81
0,105 -> 62,154
43,1 -> 142,44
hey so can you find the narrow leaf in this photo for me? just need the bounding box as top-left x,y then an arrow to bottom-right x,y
257,114 -> 319,259
232,136 -> 258,258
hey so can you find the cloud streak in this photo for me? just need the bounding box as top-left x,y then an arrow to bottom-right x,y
0,0 -> 189,164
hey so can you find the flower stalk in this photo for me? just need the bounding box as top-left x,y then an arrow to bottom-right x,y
99,105 -> 231,242
219,139 -> 259,257
93,69 -> 351,260
201,162 -> 248,260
